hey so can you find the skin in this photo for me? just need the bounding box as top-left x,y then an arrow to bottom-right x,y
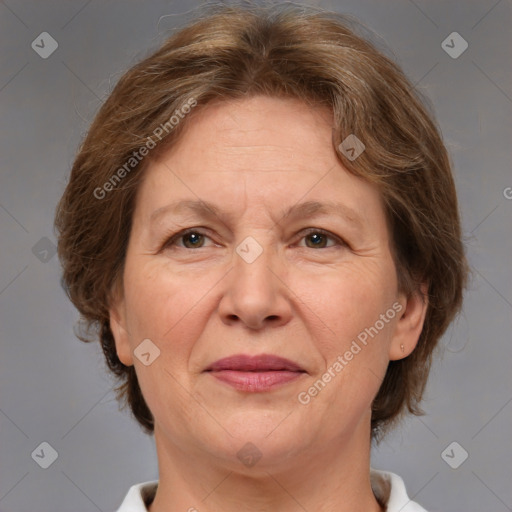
109,95 -> 428,512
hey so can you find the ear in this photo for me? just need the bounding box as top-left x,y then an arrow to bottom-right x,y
389,283 -> 428,361
108,280 -> 134,366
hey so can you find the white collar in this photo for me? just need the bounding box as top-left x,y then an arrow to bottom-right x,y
116,468 -> 428,511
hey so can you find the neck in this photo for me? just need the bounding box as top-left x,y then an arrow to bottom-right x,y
148,414 -> 382,512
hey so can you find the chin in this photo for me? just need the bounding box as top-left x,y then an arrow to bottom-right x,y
206,413 -> 310,465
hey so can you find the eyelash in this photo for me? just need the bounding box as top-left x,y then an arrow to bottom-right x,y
161,227 -> 347,250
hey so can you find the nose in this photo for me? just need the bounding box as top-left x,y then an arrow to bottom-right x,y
217,237 -> 293,330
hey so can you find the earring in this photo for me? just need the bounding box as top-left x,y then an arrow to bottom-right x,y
400,344 -> 405,353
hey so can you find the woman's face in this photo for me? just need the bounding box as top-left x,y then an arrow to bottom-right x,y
110,95 -> 425,471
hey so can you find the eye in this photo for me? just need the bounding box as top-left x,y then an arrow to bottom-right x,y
163,228 -> 213,249
297,228 -> 346,249
161,227 -> 347,251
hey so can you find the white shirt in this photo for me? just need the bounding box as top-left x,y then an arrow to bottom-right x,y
115,468 -> 428,511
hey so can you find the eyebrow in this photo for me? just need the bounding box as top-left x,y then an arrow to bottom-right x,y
149,199 -> 364,229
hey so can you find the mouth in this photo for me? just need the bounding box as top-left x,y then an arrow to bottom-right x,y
204,354 -> 306,392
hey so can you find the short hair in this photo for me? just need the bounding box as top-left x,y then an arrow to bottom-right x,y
54,3 -> 468,439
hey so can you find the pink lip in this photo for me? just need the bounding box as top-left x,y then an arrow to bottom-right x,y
206,354 -> 304,372
205,354 -> 306,392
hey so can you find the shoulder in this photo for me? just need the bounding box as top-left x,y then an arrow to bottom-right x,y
370,468 -> 429,512
115,481 -> 158,512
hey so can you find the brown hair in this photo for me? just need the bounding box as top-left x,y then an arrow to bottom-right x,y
54,3 -> 468,439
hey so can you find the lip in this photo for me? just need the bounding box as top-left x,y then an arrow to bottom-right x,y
204,354 -> 306,392
205,354 -> 304,372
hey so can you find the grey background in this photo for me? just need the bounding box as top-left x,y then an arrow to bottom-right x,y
0,1 -> 511,511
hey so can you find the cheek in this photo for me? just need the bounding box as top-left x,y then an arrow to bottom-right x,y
123,259 -> 196,338
121,261 -> 205,424
295,263 -> 396,342
292,263 -> 397,403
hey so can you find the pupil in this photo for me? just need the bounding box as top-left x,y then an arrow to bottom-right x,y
187,233 -> 201,246
310,233 -> 324,247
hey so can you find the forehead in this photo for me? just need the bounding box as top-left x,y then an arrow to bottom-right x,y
134,96 -> 385,229
154,95 -> 335,173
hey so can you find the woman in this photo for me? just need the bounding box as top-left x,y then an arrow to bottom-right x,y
54,4 -> 468,511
